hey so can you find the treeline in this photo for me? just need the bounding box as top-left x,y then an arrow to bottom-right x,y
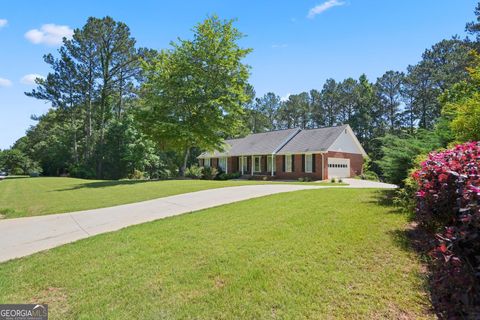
3,3 -> 480,182
3,16 -> 249,179
10,17 -> 190,179
243,37 -> 473,178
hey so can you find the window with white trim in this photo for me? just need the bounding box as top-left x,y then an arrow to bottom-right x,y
204,158 -> 211,168
305,154 -> 313,173
219,157 -> 227,171
285,155 -> 292,172
267,155 -> 276,173
254,156 -> 261,173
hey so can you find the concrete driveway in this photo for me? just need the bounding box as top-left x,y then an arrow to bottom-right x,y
0,180 -> 397,263
341,178 -> 397,189
0,184 -> 323,263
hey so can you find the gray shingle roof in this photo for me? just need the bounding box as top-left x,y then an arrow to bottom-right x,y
198,138 -> 243,158
198,128 -> 299,158
198,125 -> 348,158
276,125 -> 348,154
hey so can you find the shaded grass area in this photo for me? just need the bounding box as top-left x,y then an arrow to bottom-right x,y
0,189 -> 432,319
0,177 -> 341,219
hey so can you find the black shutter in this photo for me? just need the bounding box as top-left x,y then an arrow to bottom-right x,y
247,157 -> 250,173
263,156 -> 267,173
292,155 -> 295,172
312,154 -> 316,172
302,155 -> 305,172
282,155 -> 285,172
237,157 -> 240,172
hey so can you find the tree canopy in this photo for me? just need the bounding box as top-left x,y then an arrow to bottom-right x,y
138,16 -> 252,175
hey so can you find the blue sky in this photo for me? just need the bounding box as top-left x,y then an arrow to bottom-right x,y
0,0 -> 477,149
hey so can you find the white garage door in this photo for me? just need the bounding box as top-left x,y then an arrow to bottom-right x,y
328,158 -> 350,178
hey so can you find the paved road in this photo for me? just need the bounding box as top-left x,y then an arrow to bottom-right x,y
0,180 -> 396,263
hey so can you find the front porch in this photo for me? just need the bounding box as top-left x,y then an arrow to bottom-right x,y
199,153 -> 326,181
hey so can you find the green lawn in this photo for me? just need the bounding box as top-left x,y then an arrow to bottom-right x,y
0,177 -> 343,219
0,188 -> 431,319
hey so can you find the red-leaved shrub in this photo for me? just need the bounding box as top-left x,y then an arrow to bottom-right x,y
413,141 -> 480,318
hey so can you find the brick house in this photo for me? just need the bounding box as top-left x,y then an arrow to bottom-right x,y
197,124 -> 367,180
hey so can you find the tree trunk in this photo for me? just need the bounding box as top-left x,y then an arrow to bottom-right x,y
72,115 -> 79,165
179,147 -> 190,177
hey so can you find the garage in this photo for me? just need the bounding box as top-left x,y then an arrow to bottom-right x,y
327,158 -> 350,178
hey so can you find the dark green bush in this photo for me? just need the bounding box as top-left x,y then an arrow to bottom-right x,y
69,164 -> 96,179
216,172 -> 241,180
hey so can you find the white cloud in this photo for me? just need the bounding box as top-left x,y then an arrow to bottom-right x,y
0,78 -> 12,87
25,24 -> 73,45
21,74 -> 45,85
0,19 -> 7,28
272,44 -> 288,49
307,0 -> 345,19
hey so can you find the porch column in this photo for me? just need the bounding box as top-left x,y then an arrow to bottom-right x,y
271,155 -> 274,177
322,153 -> 325,180
241,157 -> 244,175
251,155 -> 254,176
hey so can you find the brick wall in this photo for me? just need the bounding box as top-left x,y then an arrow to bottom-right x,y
275,153 -> 324,180
199,152 -> 362,179
227,156 -> 239,174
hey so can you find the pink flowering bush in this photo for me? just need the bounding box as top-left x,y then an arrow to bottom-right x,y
413,141 -> 480,317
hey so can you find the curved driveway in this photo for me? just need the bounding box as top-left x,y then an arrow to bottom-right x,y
0,184 -> 323,262
0,180 -> 396,263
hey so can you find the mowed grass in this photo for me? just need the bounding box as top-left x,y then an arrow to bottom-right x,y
0,189 -> 431,319
0,177 -> 342,219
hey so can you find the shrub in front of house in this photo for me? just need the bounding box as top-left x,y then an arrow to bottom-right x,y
215,172 -> 241,180
412,141 -> 480,318
185,165 -> 203,179
299,176 -> 312,182
202,167 -> 218,180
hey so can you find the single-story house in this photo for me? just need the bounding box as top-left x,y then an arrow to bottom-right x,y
197,124 -> 367,180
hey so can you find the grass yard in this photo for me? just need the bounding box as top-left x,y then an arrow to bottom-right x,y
0,177 -> 343,219
0,188 -> 431,319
